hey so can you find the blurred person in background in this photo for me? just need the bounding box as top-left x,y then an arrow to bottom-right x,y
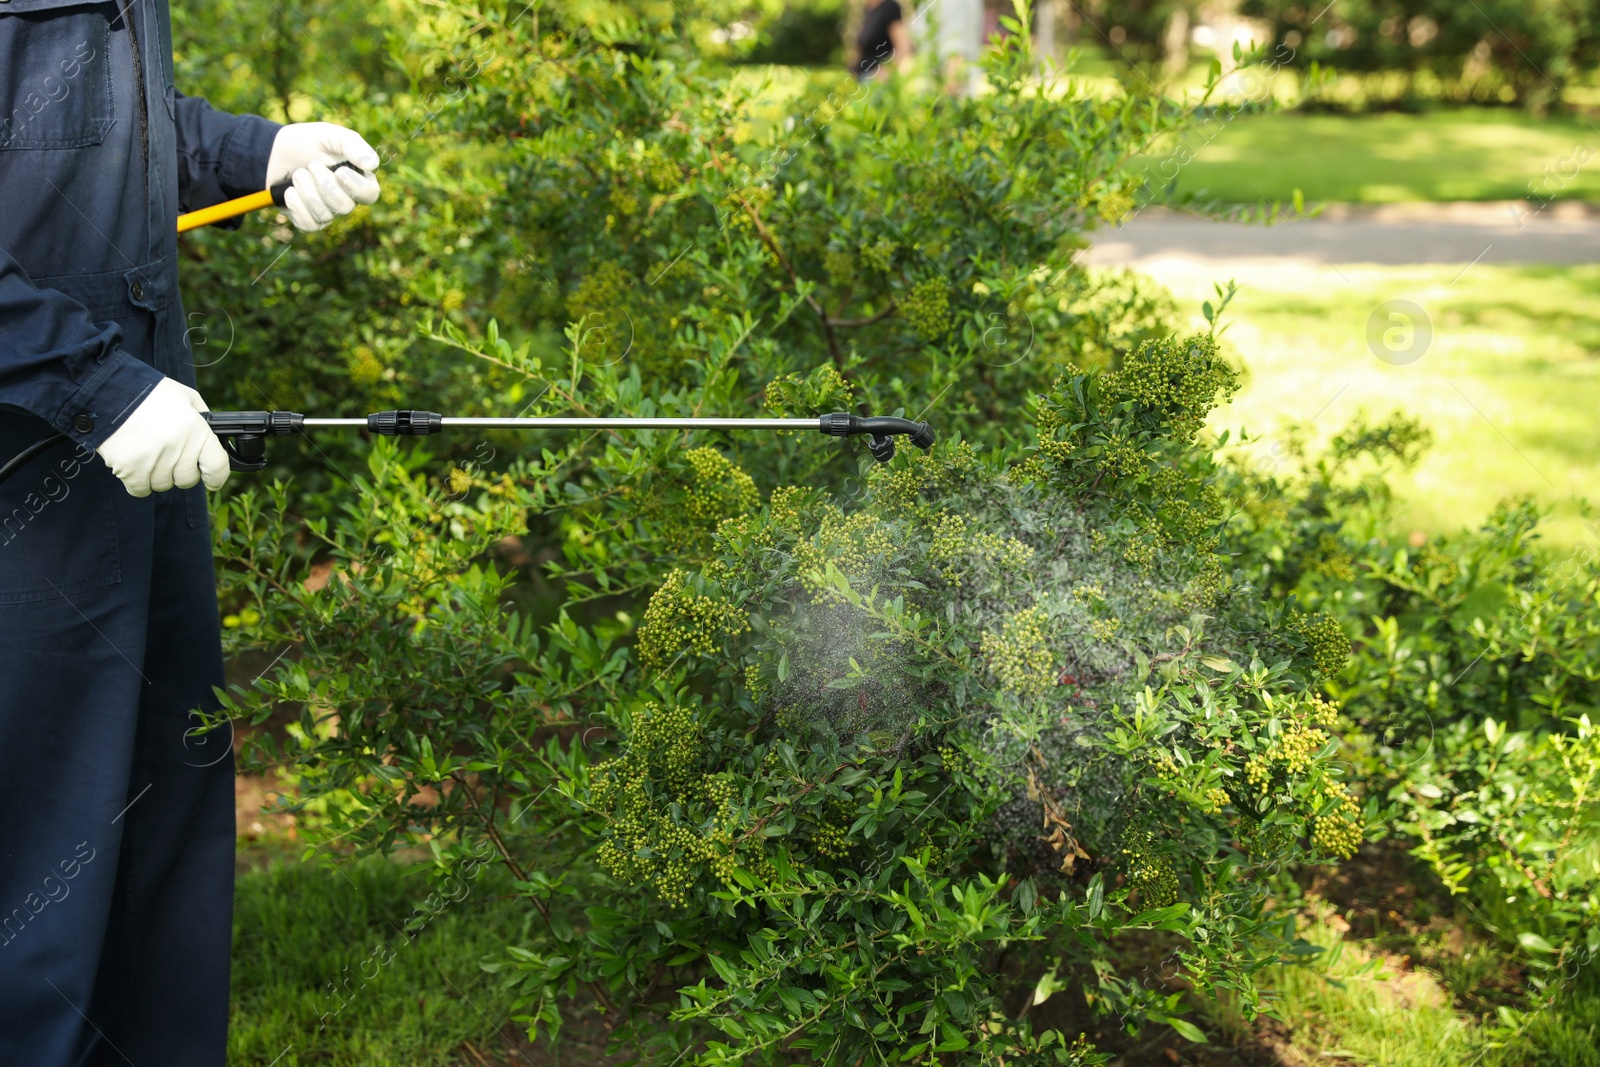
853,0 -> 913,78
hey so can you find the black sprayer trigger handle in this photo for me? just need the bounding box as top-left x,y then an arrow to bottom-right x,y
201,411 -> 306,471
269,160 -> 363,207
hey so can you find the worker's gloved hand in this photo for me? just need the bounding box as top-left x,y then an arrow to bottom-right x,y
95,378 -> 230,498
265,122 -> 382,233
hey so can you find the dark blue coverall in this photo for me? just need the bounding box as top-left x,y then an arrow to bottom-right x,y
0,1 -> 280,1062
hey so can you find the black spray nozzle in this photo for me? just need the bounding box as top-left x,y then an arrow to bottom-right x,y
866,435 -> 897,462
366,410 -> 443,436
817,413 -> 936,462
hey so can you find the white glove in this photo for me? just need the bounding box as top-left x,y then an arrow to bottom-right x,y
96,378 -> 231,497
265,122 -> 382,232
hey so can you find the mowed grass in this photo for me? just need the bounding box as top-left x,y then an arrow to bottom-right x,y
229,846 -> 535,1066
1134,261 -> 1600,547
1211,908 -> 1599,1067
1147,109 -> 1600,204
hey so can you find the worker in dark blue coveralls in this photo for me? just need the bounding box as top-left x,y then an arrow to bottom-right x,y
0,1 -> 380,1062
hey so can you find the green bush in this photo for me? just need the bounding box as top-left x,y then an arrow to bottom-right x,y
172,0 -> 1600,1060
185,1 -> 1365,1057
741,0 -> 846,66
1240,0 -> 1600,111
1220,413 -> 1600,1034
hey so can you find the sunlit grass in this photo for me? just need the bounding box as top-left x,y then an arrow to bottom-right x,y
1202,904 -> 1600,1067
1146,109 -> 1600,204
1230,911 -> 1500,1067
1129,261 -> 1600,547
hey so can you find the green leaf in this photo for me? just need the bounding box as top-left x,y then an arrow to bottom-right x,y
1519,932 -> 1557,954
707,954 -> 739,984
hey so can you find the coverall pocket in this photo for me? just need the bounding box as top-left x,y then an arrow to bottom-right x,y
0,430 -> 120,603
0,1 -> 115,151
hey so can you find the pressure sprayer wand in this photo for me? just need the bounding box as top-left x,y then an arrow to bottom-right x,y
299,417 -> 814,429
0,410 -> 936,487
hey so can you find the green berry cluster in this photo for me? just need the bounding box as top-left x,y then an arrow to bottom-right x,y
763,364 -> 854,420
1180,555 -> 1226,611
1096,434 -> 1149,482
1244,753 -> 1271,797
1093,188 -> 1136,225
1289,610 -> 1352,677
861,237 -> 897,273
1275,721 -> 1329,777
1007,456 -> 1049,485
608,186 -> 638,217
1244,719 -> 1329,800
1311,779 -> 1363,858
347,344 -> 385,386
926,511 -> 1033,585
565,260 -> 661,366
823,248 -> 856,287
871,442 -> 982,521
1305,693 -> 1341,729
590,702 -> 743,905
681,447 -> 759,525
1410,541 -> 1460,585
793,508 -> 896,601
1120,830 -> 1180,909
901,278 -> 952,340
1101,334 -> 1240,443
1071,584 -> 1106,607
1309,532 -> 1357,582
982,607 -> 1057,695
636,569 -> 750,668
1120,533 -> 1159,572
937,744 -> 971,776
811,821 -> 850,861
1089,616 -> 1121,641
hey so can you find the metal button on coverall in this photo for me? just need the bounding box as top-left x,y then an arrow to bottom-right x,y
0,0 -> 280,1062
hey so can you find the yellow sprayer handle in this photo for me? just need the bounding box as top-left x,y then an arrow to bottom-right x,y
176,189 -> 276,233
175,161 -> 363,233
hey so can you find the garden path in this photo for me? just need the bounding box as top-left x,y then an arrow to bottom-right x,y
1085,201 -> 1600,267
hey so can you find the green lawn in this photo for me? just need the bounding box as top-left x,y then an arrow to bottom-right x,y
229,847 -> 537,1066
1137,261 -> 1600,547
1148,109 -> 1600,204
1205,905 -> 1600,1067
232,845 -> 1598,1065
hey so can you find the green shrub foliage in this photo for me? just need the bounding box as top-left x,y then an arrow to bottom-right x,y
177,0 -> 1599,1060
1221,415 -> 1600,1024
1241,0 -> 1600,111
